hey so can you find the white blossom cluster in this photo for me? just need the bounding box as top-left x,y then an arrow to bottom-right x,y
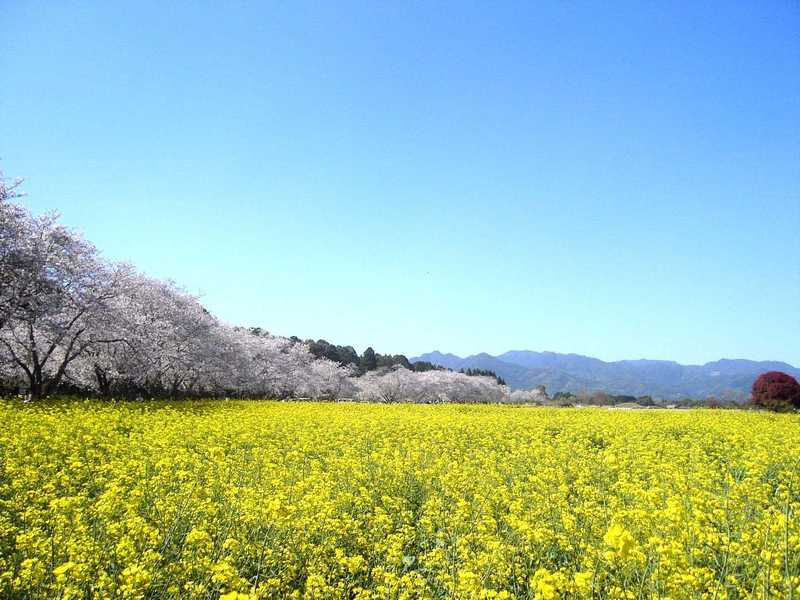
353,367 -> 508,404
1,173 -> 524,403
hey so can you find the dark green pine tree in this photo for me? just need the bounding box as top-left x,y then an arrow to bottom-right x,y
360,347 -> 378,372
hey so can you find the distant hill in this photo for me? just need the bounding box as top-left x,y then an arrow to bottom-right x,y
410,351 -> 800,401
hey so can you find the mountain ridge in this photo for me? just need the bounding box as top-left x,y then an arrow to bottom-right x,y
410,350 -> 800,401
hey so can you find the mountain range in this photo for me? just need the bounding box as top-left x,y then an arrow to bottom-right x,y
410,350 -> 800,401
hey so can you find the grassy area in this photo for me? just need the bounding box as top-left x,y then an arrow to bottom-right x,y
1,400 -> 798,598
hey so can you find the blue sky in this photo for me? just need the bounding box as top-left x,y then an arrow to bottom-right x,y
2,1 -> 799,365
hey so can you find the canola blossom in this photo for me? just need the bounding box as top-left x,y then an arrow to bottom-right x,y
0,400 -> 798,599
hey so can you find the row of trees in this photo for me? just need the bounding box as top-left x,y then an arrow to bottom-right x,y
307,340 -> 428,374
0,172 -> 515,403
305,338 -> 504,380
459,368 -> 507,386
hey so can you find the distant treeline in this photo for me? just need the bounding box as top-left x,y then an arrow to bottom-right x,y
552,391 -> 743,409
302,338 -> 506,384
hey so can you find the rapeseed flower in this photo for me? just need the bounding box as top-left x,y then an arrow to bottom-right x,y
0,399 -> 797,598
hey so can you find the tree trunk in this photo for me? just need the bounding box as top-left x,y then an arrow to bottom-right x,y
94,365 -> 111,398
28,370 -> 43,402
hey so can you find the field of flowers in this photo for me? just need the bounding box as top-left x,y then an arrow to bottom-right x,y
0,400 -> 798,599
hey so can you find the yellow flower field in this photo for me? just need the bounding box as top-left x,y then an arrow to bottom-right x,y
0,400 -> 798,599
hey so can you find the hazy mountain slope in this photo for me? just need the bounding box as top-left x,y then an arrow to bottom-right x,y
415,351 -> 467,370
411,351 -> 800,400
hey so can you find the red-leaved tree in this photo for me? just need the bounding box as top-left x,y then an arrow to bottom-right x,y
751,371 -> 800,411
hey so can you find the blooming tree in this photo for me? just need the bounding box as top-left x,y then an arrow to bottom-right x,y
0,195 -> 133,399
506,387 -> 549,404
1,172 -> 37,333
354,366 -> 508,404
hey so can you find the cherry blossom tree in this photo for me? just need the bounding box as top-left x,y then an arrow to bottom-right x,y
354,366 -> 508,404
74,274 -> 227,398
0,197 -> 133,399
0,171 -> 36,333
506,387 -> 549,404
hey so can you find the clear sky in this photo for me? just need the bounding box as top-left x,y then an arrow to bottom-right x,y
2,1 -> 799,365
